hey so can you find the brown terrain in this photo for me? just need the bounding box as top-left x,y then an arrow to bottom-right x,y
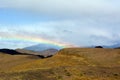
0,48 -> 120,80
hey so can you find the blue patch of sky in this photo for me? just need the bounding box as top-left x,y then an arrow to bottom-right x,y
0,8 -> 56,25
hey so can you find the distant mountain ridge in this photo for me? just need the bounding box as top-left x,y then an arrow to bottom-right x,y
24,43 -> 62,51
103,43 -> 120,48
0,48 -> 58,58
89,43 -> 120,49
16,48 -> 58,57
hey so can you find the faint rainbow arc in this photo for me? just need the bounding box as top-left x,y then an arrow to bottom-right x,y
3,35 -> 76,48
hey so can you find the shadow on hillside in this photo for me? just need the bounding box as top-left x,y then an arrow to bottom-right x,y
0,49 -> 53,59
0,49 -> 21,55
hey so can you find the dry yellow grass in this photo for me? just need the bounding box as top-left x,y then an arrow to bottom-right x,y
0,48 -> 120,80
0,53 -> 39,72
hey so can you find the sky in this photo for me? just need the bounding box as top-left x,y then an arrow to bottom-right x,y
0,0 -> 120,49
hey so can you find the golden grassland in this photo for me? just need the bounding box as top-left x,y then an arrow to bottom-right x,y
0,48 -> 120,80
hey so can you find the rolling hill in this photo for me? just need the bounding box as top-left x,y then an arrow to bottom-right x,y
0,48 -> 120,80
16,48 -> 58,58
0,48 -> 58,58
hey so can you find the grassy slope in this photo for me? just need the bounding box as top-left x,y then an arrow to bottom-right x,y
0,48 -> 120,80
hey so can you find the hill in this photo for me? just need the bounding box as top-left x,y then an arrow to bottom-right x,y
0,48 -> 120,80
0,48 -> 58,58
24,43 -> 61,51
16,48 -> 58,58
0,49 -> 22,55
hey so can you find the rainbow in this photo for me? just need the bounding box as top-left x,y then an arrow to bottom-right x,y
2,35 -> 77,48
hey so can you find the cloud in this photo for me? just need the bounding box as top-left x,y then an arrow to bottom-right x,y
0,38 -> 39,49
0,0 -> 120,18
0,0 -> 120,48
1,20 -> 120,47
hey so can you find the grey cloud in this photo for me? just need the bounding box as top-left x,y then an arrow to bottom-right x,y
1,19 -> 120,46
0,0 -> 120,18
0,0 -> 120,48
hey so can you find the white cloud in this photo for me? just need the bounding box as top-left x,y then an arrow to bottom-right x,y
0,39 -> 39,49
0,0 -> 120,48
0,0 -> 120,18
1,20 -> 120,47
